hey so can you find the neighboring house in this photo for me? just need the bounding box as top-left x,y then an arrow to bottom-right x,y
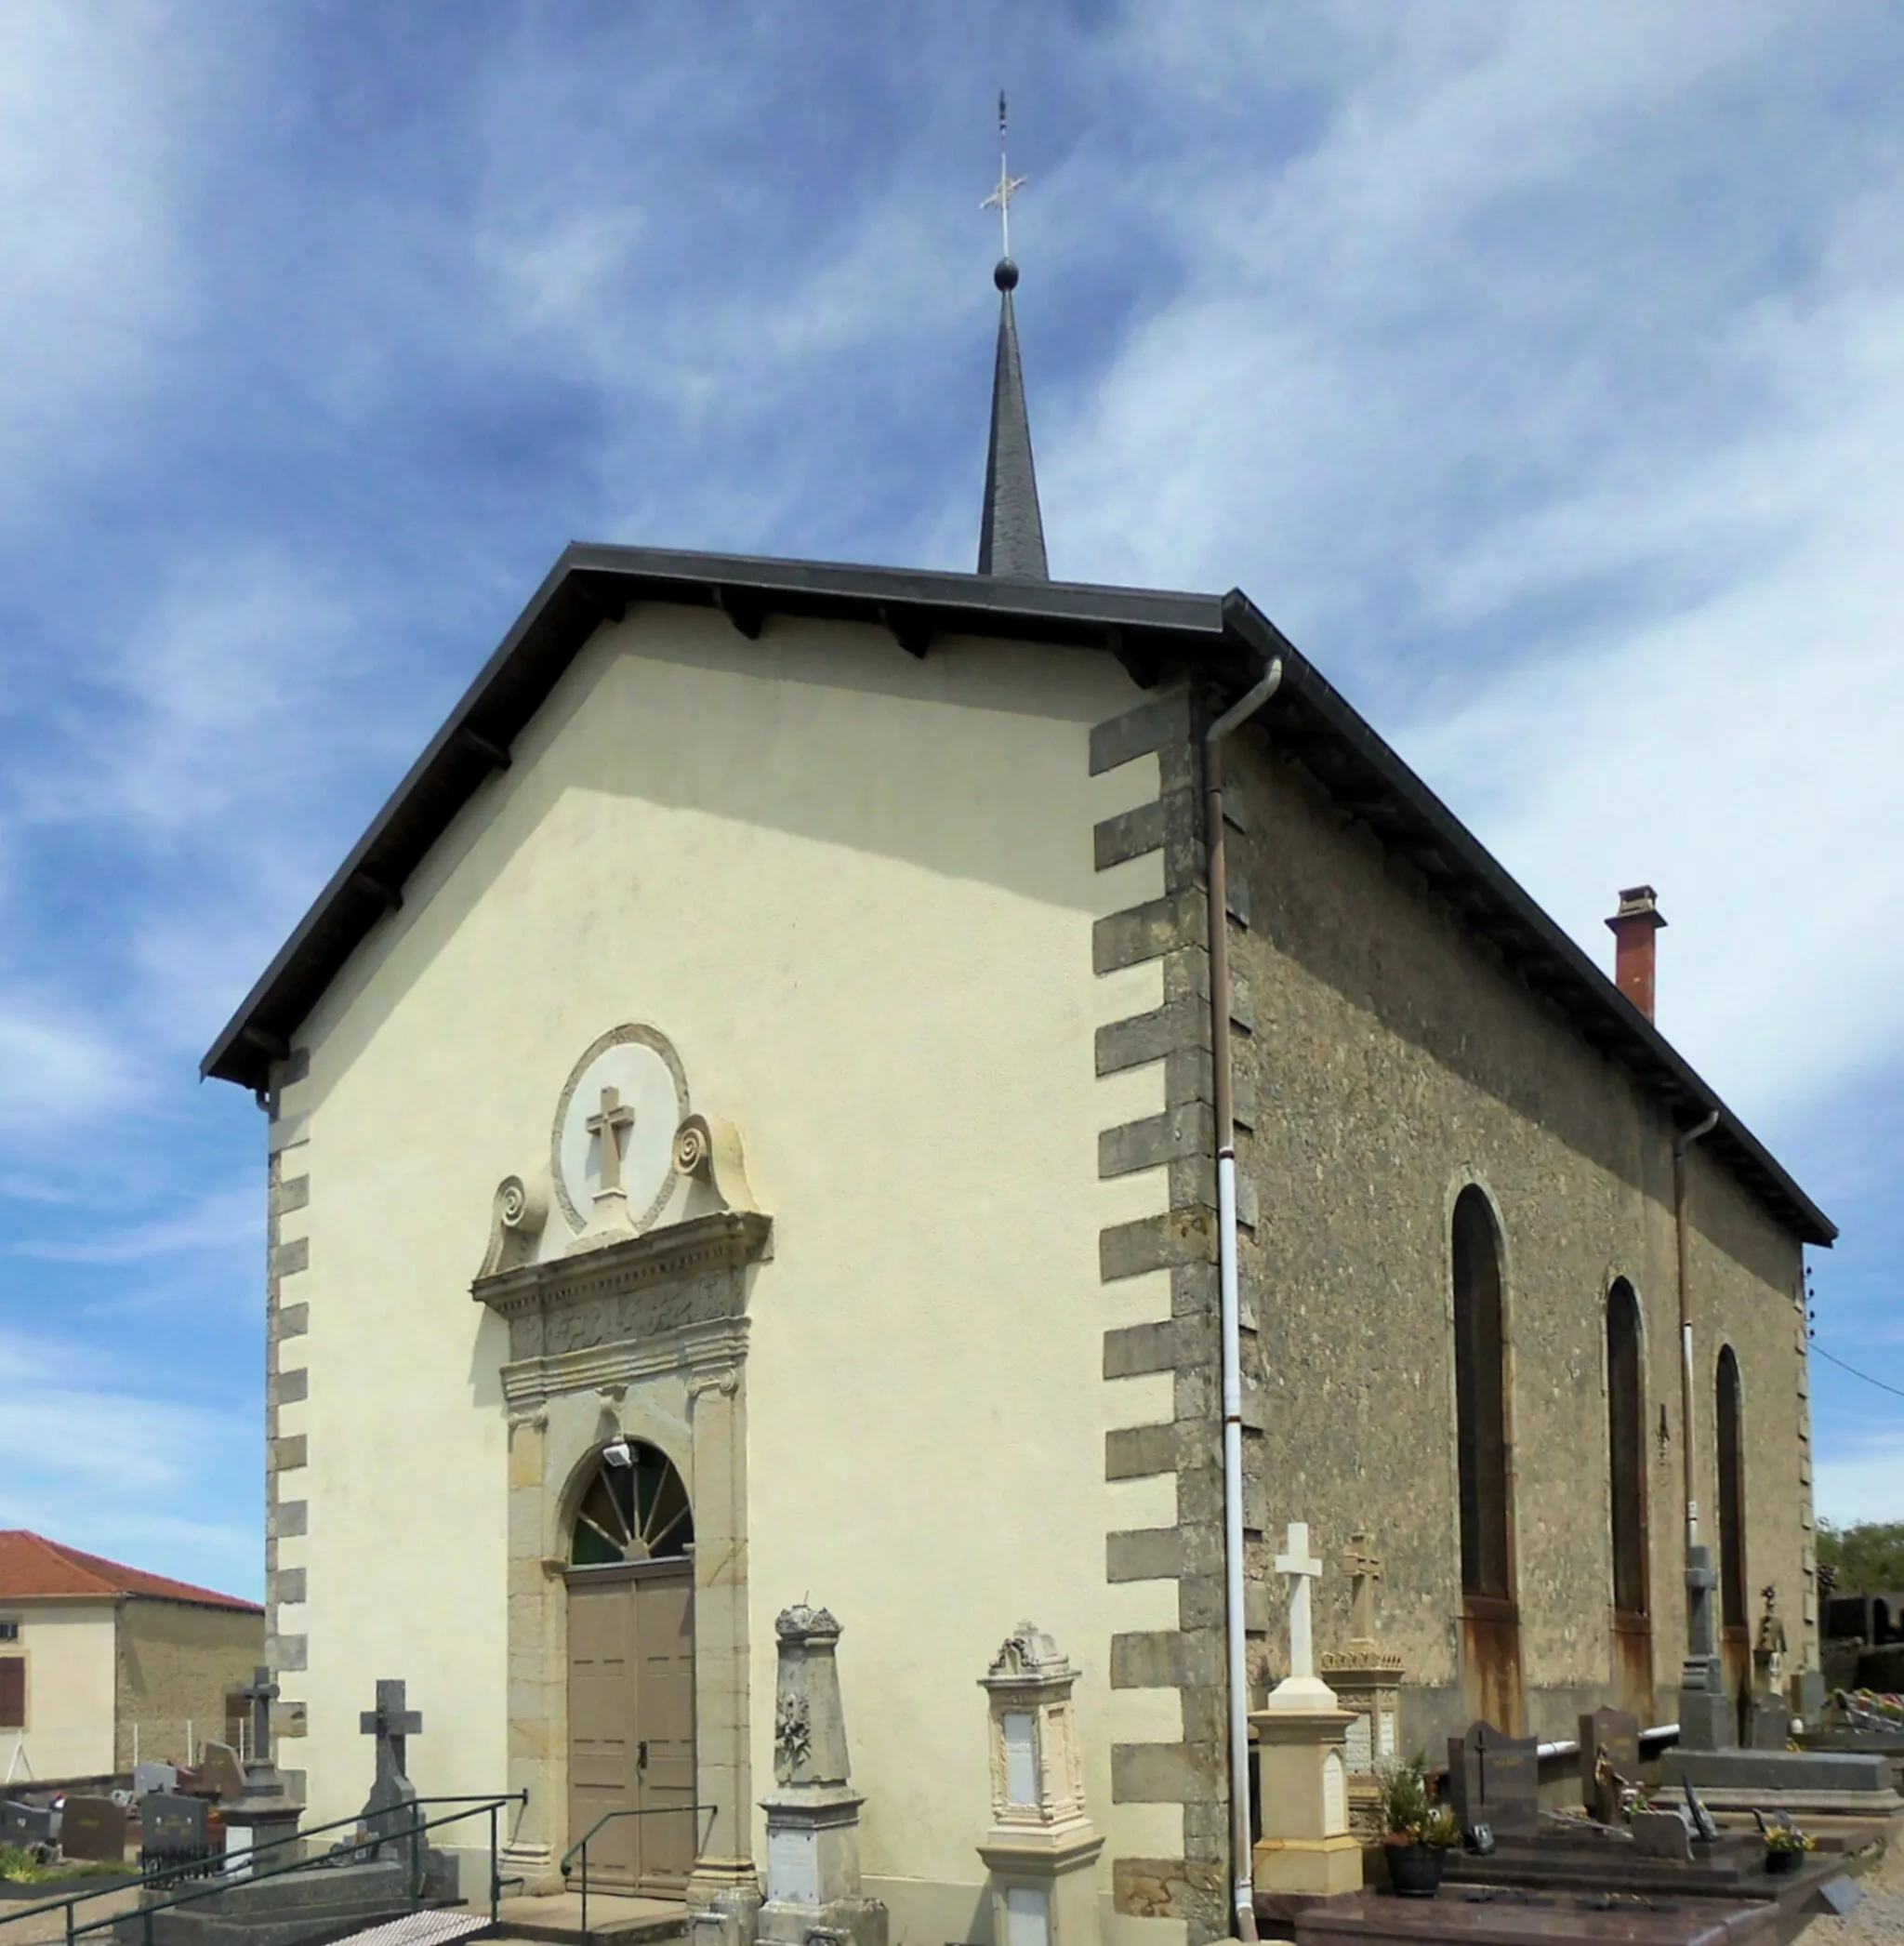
196,256 -> 1831,1944
0,1531 -> 264,1781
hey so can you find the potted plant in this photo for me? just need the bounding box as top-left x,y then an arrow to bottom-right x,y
1763,1826 -> 1815,1875
1377,1755 -> 1455,1898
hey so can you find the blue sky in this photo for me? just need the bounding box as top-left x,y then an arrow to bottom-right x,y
2,4 -> 1900,1603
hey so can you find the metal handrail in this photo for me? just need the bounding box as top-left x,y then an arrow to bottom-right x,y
560,1802 -> 712,1939
0,1791 -> 528,1946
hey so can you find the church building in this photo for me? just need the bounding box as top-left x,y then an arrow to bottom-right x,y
202,206 -> 1831,1946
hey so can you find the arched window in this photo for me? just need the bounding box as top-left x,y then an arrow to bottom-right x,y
1715,1348 -> 1747,1635
571,1440 -> 694,1567
1606,1281 -> 1648,1618
1452,1188 -> 1514,1603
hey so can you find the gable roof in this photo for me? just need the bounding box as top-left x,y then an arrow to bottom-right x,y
0,1531 -> 263,1611
200,543 -> 1834,1248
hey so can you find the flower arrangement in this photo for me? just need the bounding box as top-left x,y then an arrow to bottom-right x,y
1764,1827 -> 1815,1854
1375,1754 -> 1460,1847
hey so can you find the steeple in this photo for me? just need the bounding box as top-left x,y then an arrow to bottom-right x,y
977,95 -> 1048,580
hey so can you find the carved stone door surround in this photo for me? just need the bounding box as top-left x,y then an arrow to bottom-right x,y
476,1207 -> 771,1905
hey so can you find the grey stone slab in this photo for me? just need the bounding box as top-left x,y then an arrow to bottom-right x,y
1096,999 -> 1210,1077
271,1304 -> 309,1343
270,1175 -> 310,1218
271,1237 -> 309,1277
272,1368 -> 309,1405
1092,891 -> 1206,973
273,1501 -> 308,1540
1662,1745 -> 1891,1793
1091,692 -> 1195,776
1103,1321 -> 1178,1378
1107,1528 -> 1185,1582
271,1436 -> 307,1474
269,1568 -> 306,1607
1111,1632 -> 1186,1690
1100,1103 -> 1214,1178
1111,1741 -> 1205,1804
1105,1423 -> 1177,1480
1099,1209 -> 1216,1281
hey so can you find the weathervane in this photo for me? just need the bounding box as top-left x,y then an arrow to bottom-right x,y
981,89 -> 1027,264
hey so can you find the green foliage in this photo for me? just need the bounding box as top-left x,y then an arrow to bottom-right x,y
1376,1753 -> 1432,1837
0,1845 -> 129,1885
1817,1520 -> 1904,1591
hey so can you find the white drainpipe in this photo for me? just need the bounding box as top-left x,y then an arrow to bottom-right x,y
1204,659 -> 1283,1942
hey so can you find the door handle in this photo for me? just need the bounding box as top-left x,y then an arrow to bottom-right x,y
638,1741 -> 649,1770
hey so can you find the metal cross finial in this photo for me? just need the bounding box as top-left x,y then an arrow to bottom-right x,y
981,89 -> 1027,260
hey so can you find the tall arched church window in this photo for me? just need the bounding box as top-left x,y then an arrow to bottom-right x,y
1606,1281 -> 1648,1618
1715,1348 -> 1747,1635
1452,1188 -> 1514,1602
571,1440 -> 694,1567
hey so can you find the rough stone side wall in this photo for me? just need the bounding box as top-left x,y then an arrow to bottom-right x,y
112,1601 -> 265,1771
1219,725 -> 1810,1748
1091,690 -> 1256,1946
264,1046 -> 312,1796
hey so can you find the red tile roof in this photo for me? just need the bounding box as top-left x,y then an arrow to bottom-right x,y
0,1531 -> 262,1612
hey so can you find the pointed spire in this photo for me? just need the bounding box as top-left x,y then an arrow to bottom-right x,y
977,93 -> 1048,580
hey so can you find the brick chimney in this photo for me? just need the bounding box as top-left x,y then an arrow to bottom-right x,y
1606,885 -> 1666,1020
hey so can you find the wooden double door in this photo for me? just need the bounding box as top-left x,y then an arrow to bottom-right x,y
568,1564 -> 696,1896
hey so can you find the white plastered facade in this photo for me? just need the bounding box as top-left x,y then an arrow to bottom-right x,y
0,1604 -> 116,1780
268,608 -> 1185,1946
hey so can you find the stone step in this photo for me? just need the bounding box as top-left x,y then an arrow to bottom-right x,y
489,1892 -> 687,1946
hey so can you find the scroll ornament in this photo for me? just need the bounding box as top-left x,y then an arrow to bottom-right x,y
478,1169 -> 549,1277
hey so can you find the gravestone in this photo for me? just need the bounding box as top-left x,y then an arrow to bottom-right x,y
1748,1688 -> 1791,1751
140,1793 -> 213,1879
1,1798 -> 53,1847
357,1678 -> 423,1854
192,1741 -> 245,1801
1578,1707 -> 1639,1823
133,1762 -> 179,1798
757,1605 -> 886,1946
61,1794 -> 129,1862
1446,1722 -> 1540,1840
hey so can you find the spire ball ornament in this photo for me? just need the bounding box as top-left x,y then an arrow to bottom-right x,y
994,257 -> 1019,292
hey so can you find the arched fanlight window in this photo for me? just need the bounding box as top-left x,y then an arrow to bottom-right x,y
1452,1187 -> 1514,1604
1715,1348 -> 1747,1634
571,1440 -> 694,1568
1606,1280 -> 1648,1618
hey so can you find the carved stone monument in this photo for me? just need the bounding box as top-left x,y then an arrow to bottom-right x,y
756,1606 -> 886,1946
219,1669 -> 302,1873
974,1624 -> 1103,1946
357,1679 -> 422,1854
1317,1532 -> 1404,1841
1675,1547 -> 1732,1752
1250,1523 -> 1361,1900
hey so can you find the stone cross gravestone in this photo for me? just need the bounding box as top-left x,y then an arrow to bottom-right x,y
1578,1706 -> 1640,1822
1447,1722 -> 1540,1840
61,1794 -> 128,1862
358,1679 -> 424,1853
1263,1522 -> 1335,1710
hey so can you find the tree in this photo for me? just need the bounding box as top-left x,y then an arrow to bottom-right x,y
1817,1521 -> 1904,1592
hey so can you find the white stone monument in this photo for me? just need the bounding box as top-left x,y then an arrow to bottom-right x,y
756,1605 -> 887,1946
1250,1524 -> 1362,1900
974,1624 -> 1103,1946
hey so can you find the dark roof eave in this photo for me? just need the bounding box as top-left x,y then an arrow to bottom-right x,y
201,548 -> 1834,1249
